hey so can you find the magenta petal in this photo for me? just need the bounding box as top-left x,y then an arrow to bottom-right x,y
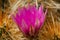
38,5 -> 44,19
35,5 -> 44,28
12,4 -> 47,37
27,5 -> 38,27
35,5 -> 47,32
39,9 -> 47,26
12,14 -> 20,26
20,20 -> 29,35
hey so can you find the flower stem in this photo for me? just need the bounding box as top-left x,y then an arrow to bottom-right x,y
29,37 -> 38,40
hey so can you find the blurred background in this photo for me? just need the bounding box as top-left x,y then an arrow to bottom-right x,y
0,0 -> 60,40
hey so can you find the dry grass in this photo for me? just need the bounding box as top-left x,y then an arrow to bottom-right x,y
0,0 -> 60,40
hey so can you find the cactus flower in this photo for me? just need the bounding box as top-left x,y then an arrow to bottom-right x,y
12,4 -> 47,37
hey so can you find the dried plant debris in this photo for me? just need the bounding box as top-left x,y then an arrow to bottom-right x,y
0,26 -> 12,40
53,0 -> 60,3
1,0 -> 10,12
